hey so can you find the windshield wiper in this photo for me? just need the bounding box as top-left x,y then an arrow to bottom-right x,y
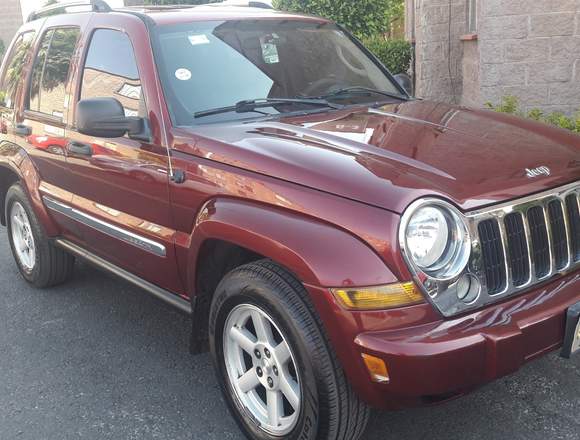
316,86 -> 408,101
194,98 -> 344,119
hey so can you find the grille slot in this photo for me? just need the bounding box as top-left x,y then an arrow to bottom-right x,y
478,219 -> 506,294
566,195 -> 580,262
547,200 -> 568,270
504,213 -> 530,286
527,206 -> 550,278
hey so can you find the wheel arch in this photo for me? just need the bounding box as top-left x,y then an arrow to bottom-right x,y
0,152 -> 59,236
187,197 -> 398,353
0,164 -> 21,225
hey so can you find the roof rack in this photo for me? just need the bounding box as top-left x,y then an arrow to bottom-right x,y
27,0 -> 112,23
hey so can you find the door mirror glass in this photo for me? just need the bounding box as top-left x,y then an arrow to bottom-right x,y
76,97 -> 149,140
394,73 -> 413,96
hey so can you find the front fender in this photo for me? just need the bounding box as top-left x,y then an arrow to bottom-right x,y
186,197 -> 398,294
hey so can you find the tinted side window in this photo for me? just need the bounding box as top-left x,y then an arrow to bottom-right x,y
29,28 -> 80,118
0,32 -> 36,109
81,29 -> 145,117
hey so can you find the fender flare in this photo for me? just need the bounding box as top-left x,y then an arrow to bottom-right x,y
187,197 -> 399,295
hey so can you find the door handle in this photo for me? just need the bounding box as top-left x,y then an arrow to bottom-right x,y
13,124 -> 32,137
67,141 -> 93,156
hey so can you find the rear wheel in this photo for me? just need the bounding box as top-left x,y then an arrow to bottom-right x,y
209,260 -> 370,440
5,183 -> 74,287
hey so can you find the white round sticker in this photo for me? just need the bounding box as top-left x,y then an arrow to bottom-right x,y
175,68 -> 192,81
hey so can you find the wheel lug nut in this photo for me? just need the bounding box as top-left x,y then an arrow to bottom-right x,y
254,349 -> 261,359
264,348 -> 271,358
273,366 -> 278,376
267,377 -> 274,388
256,367 -> 263,377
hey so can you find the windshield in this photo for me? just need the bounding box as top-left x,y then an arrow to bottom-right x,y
154,20 -> 404,125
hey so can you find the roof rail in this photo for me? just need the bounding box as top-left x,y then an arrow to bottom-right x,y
27,0 -> 112,23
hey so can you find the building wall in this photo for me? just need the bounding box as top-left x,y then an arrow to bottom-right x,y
408,0 -> 580,115
0,0 -> 24,56
407,0 -> 467,104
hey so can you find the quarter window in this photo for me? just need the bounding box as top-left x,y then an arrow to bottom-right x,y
81,29 -> 144,118
28,28 -> 80,118
0,32 -> 36,109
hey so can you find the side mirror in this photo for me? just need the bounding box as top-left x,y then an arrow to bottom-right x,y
394,73 -> 414,96
76,97 -> 150,141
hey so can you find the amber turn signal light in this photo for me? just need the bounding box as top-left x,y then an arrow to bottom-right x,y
361,353 -> 390,384
331,282 -> 424,310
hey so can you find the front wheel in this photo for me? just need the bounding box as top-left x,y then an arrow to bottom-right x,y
209,260 -> 370,440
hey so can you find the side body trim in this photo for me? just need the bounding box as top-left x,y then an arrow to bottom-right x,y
43,196 -> 167,257
54,239 -> 191,314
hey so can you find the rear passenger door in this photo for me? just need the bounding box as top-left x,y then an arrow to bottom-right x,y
18,26 -> 82,238
63,24 -> 182,294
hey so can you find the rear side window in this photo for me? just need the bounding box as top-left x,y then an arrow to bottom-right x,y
81,29 -> 145,118
0,32 -> 36,109
28,28 -> 80,119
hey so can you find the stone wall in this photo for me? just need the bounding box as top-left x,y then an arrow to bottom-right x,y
0,0 -> 24,58
408,0 -> 580,115
407,0 -> 467,104
478,0 -> 580,114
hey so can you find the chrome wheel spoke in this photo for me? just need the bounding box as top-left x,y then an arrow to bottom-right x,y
12,215 -> 25,231
279,375 -> 300,411
251,310 -> 274,345
230,326 -> 257,355
274,341 -> 291,365
267,390 -> 283,427
237,369 -> 260,394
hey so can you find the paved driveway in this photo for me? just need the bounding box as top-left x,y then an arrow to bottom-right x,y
0,228 -> 578,440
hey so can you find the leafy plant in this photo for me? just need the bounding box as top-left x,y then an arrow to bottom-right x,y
273,0 -> 404,38
0,40 -> 5,61
361,36 -> 411,74
486,96 -> 580,134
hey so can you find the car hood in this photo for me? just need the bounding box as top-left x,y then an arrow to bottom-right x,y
174,100 -> 580,213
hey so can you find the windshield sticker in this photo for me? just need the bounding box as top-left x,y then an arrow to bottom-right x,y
188,34 -> 210,46
175,68 -> 192,81
260,35 -> 280,64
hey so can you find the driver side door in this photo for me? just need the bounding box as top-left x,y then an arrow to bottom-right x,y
61,23 -> 183,294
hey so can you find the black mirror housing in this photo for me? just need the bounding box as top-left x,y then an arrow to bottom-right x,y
76,97 -> 149,141
394,73 -> 414,96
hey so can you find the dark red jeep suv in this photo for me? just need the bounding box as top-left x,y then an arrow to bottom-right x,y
1,1 -> 579,439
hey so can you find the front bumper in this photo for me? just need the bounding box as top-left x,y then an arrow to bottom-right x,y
306,270 -> 580,409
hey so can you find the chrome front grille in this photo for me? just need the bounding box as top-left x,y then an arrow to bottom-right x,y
468,183 -> 579,301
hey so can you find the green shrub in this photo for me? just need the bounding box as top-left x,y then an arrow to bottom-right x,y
0,40 -> 5,61
486,96 -> 580,134
361,36 -> 411,74
273,0 -> 404,38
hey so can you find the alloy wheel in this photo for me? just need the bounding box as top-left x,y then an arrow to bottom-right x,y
10,202 -> 36,271
223,303 -> 301,436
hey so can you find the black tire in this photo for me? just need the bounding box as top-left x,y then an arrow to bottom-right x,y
209,259 -> 370,440
5,183 -> 74,287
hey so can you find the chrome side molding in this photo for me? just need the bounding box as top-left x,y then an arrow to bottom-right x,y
43,196 -> 166,257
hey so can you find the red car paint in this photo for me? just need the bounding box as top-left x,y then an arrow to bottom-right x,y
0,6 -> 578,410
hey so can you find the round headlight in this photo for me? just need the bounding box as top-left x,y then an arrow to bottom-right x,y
401,200 -> 471,281
406,206 -> 449,268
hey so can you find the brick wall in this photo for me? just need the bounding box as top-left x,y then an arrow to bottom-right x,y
408,0 -> 580,115
0,0 -> 24,57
